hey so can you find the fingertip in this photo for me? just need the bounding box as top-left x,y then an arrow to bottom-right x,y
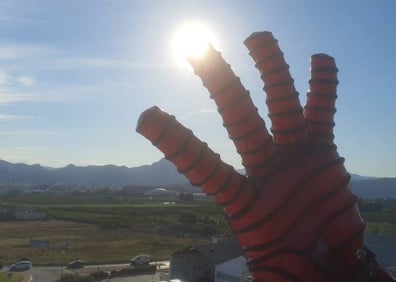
136,106 -> 162,133
311,53 -> 338,70
188,44 -> 217,69
244,31 -> 274,51
311,53 -> 334,60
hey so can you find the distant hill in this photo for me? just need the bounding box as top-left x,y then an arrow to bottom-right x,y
0,158 -> 187,189
350,173 -> 378,182
350,177 -> 396,199
0,158 -> 395,198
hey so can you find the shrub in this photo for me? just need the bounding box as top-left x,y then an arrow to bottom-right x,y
58,273 -> 94,282
179,212 -> 197,224
110,265 -> 156,277
200,225 -> 218,236
90,271 -> 110,281
101,220 -> 116,230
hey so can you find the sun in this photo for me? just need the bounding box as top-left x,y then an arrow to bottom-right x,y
172,23 -> 219,67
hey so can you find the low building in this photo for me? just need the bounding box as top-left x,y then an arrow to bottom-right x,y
122,185 -> 155,196
170,238 -> 250,282
144,187 -> 177,199
0,207 -> 10,215
14,209 -> 46,221
178,192 -> 194,201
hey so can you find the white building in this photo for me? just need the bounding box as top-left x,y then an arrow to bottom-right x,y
144,187 -> 177,199
170,238 -> 250,282
216,255 -> 250,282
14,209 -> 46,221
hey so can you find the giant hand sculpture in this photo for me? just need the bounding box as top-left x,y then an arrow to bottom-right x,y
136,31 -> 394,281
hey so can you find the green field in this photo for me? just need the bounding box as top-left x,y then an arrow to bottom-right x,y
0,272 -> 23,282
359,199 -> 396,234
0,193 -> 395,266
0,220 -> 211,265
0,193 -> 229,265
1,193 -> 229,232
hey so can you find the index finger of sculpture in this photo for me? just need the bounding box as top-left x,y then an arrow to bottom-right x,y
244,32 -> 308,153
136,106 -> 248,206
189,45 -> 282,176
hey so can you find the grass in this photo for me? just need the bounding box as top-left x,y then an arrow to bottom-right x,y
0,220 -> 210,265
1,195 -> 395,267
1,194 -> 229,233
364,221 -> 396,234
0,195 -> 228,266
0,272 -> 23,282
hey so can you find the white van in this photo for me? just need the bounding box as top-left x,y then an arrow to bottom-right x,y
130,255 -> 151,265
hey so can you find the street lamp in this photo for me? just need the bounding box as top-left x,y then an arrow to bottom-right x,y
60,250 -> 65,278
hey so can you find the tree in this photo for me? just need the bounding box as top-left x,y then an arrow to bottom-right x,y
58,273 -> 94,282
178,212 -> 197,224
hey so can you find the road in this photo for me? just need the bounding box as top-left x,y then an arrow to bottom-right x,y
11,260 -> 393,282
17,266 -> 63,282
11,262 -> 169,282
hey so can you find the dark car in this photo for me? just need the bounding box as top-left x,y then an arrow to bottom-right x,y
66,260 -> 85,269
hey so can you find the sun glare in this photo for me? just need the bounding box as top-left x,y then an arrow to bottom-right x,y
172,23 -> 218,67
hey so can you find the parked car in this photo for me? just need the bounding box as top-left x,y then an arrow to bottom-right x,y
10,261 -> 32,271
130,255 -> 151,265
66,260 -> 85,269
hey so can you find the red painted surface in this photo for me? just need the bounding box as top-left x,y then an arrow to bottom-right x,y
136,31 -> 394,281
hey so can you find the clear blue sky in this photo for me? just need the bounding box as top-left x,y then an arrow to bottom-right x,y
0,0 -> 395,177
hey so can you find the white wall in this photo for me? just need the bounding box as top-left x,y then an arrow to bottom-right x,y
14,210 -> 45,220
215,256 -> 249,282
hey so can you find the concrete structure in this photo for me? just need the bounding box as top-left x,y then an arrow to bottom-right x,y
170,238 -> 249,282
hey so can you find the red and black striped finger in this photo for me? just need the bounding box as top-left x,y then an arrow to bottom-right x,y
136,106 -> 246,203
244,31 -> 308,153
189,45 -> 282,176
305,54 -> 338,148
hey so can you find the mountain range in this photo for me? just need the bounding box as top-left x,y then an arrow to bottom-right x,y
0,158 -> 395,199
0,158 -> 187,188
